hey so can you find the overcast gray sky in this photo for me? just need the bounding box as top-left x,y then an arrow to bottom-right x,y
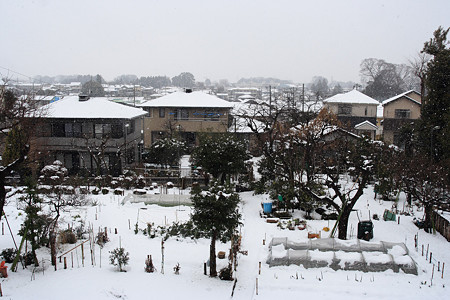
1,0 -> 449,84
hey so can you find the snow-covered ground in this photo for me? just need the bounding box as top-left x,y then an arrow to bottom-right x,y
0,186 -> 448,299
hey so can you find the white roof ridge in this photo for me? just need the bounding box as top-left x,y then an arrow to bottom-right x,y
382,90 -> 421,106
323,89 -> 379,105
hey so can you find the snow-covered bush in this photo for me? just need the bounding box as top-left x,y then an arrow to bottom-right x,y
59,229 -> 77,244
96,231 -> 109,248
109,247 -> 129,272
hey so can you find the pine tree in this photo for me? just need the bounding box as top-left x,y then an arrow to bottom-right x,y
190,181 -> 241,277
191,134 -> 249,184
416,26 -> 450,166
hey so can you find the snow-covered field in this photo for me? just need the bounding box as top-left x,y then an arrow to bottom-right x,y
0,186 -> 448,299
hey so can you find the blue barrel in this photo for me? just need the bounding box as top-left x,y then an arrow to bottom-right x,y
263,202 -> 273,214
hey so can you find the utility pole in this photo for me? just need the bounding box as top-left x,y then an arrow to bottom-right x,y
302,84 -> 305,112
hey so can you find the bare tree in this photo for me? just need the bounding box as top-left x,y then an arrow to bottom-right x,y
409,52 -> 431,102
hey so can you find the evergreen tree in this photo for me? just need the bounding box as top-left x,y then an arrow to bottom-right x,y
143,138 -> 185,168
18,179 -> 51,266
190,181 -> 241,277
416,26 -> 450,166
191,134 -> 249,184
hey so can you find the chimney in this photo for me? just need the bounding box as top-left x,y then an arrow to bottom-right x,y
78,94 -> 90,101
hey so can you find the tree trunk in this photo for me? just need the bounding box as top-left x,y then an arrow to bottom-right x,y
0,174 -> 6,221
337,211 -> 350,240
50,230 -> 57,267
424,204 -> 434,233
209,231 -> 217,277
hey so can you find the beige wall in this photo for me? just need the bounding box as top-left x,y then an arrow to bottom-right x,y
325,103 -> 377,117
383,97 -> 421,119
143,107 -> 230,147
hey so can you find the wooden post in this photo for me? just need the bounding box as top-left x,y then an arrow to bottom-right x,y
442,262 -> 445,279
438,261 -> 440,272
81,244 -> 85,267
398,216 -> 400,224
115,228 -> 118,234
422,245 -> 424,256
2,222 -> 4,235
259,262 -> 261,275
432,264 -> 435,284
426,244 -> 429,259
128,219 -> 131,230
64,257 -> 67,269
0,283 -> 3,297
204,262 -> 207,275
71,252 -> 73,268
430,252 -> 432,264
263,239 -> 265,245
256,278 -> 258,295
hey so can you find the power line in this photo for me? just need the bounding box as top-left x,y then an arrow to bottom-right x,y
0,65 -> 34,82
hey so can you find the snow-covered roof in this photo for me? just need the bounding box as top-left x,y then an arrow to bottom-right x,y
323,89 -> 379,105
43,96 -> 148,119
138,91 -> 233,108
355,120 -> 378,130
382,90 -> 421,106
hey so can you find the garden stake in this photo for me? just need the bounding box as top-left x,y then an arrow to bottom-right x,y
430,252 -> 432,264
64,257 -> 67,269
422,245 -> 424,256
431,264 -> 435,285
442,262 -> 445,279
259,262 -> 261,275
0,283 -> 3,297
256,278 -> 258,295
71,252 -> 73,268
438,261 -> 440,272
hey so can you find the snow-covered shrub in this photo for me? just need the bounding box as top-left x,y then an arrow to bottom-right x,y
136,175 -> 146,189
109,247 -> 129,272
144,255 -> 155,273
39,161 -> 67,186
59,229 -> 77,244
23,251 -> 35,266
101,188 -> 109,195
1,248 -> 16,263
96,231 -> 109,248
219,266 -> 233,280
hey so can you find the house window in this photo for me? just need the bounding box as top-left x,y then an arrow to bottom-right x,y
338,104 -> 352,115
364,107 -> 368,116
204,112 -> 220,121
94,123 -> 112,138
395,109 -> 411,119
159,108 -> 165,118
64,122 -> 82,137
51,123 -> 65,137
173,109 -> 189,120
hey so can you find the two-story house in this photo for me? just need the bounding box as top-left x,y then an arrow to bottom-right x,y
138,90 -> 233,149
33,95 -> 148,175
323,89 -> 379,139
382,90 -> 421,145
